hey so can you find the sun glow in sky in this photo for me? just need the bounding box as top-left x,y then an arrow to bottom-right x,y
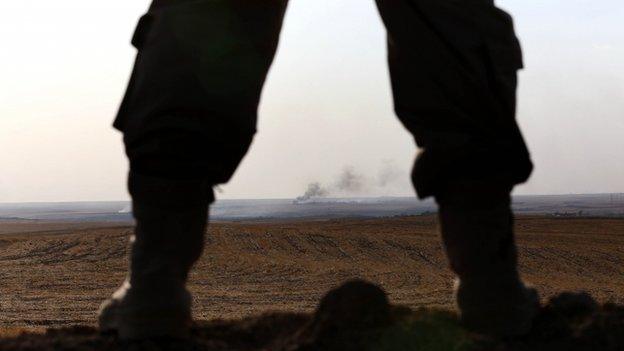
1,0 -> 623,202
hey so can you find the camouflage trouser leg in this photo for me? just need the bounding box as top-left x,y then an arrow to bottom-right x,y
103,1 -> 289,338
375,0 -> 532,197
115,0 -> 288,193
376,0 -> 536,335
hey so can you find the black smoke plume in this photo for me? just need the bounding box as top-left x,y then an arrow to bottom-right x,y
296,182 -> 329,202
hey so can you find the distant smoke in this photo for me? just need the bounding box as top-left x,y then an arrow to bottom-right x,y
295,161 -> 406,202
296,182 -> 329,202
377,159 -> 402,187
336,167 -> 365,192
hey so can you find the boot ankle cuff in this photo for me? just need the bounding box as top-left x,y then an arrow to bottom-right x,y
128,171 -> 214,210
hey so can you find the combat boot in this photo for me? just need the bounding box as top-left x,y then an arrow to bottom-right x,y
436,182 -> 539,337
98,173 -> 212,340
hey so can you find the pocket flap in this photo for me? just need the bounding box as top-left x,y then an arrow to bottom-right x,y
131,14 -> 154,49
486,38 -> 524,71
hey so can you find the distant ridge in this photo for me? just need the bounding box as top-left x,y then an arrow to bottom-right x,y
0,194 -> 623,222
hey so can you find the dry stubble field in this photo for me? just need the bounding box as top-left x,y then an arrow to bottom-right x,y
0,215 -> 623,330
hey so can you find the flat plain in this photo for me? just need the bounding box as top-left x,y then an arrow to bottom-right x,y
0,215 -> 623,330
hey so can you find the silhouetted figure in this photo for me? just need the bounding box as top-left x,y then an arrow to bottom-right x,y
100,0 -> 538,339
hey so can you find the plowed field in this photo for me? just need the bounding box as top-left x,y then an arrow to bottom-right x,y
1,215 -> 622,329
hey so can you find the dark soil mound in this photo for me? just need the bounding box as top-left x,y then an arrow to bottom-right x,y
1,281 -> 622,351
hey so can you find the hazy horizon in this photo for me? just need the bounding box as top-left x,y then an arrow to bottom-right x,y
2,192 -> 624,206
1,0 -> 623,202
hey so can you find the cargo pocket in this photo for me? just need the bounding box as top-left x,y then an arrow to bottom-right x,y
485,37 -> 524,74
113,13 -> 156,131
131,13 -> 154,49
482,36 -> 524,119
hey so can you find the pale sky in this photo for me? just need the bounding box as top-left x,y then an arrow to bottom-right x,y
0,1 -> 623,202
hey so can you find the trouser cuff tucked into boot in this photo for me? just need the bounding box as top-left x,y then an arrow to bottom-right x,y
436,181 -> 539,337
98,172 -> 214,340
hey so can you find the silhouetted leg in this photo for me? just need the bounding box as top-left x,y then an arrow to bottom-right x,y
100,0 -> 287,339
375,0 -> 538,336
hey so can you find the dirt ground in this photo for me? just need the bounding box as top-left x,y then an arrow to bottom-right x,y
0,215 -> 622,331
